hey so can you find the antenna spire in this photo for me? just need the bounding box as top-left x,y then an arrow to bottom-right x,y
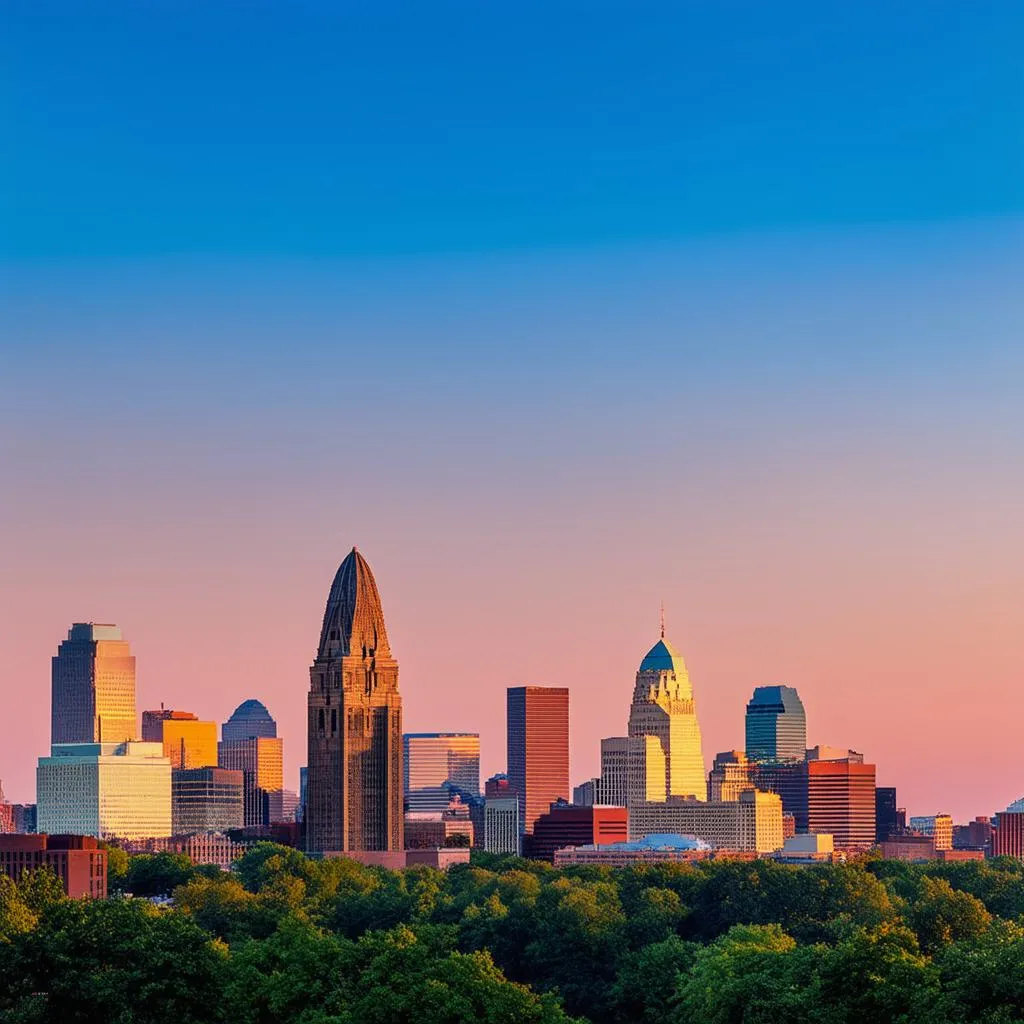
660,601 -> 665,639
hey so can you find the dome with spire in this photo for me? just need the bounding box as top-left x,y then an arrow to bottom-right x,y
639,636 -> 687,675
317,547 -> 391,661
222,698 -> 277,742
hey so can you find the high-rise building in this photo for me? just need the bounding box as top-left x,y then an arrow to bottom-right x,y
752,760 -> 808,832
875,786 -> 898,842
403,733 -> 481,812
222,699 -> 278,743
708,750 -> 753,801
306,548 -> 403,854
217,735 -> 284,828
506,686 -> 569,835
627,631 -> 705,804
598,737 -> 630,806
483,797 -> 520,855
806,757 -> 876,851
298,767 -> 308,822
993,798 -> 1024,859
51,624 -> 136,746
528,801 -> 628,862
629,790 -> 784,853
37,742 -> 171,840
909,814 -> 953,850
573,779 -> 599,805
485,773 -> 514,799
744,686 -> 806,763
171,767 -> 244,834
142,708 -> 217,769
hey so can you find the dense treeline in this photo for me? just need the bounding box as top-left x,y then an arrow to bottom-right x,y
2,847 -> 1024,1023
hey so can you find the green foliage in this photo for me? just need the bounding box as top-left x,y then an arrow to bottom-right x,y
2,851 -> 1023,1024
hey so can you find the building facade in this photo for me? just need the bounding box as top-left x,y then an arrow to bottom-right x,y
528,802 -> 628,862
708,750 -> 753,802
37,742 -> 171,840
142,708 -> 217,769
506,686 -> 569,835
217,736 -> 284,828
909,814 -> 953,850
553,833 -> 711,867
598,737 -> 630,806
629,790 -> 784,853
751,760 -> 809,833
52,623 -> 136,746
992,799 -> 1024,859
627,633 -> 705,805
744,685 -> 806,763
483,797 -> 520,855
306,548 -> 403,854
403,733 -> 480,812
171,767 -> 244,834
806,758 -> 876,851
875,786 -> 898,842
0,834 -> 107,898
222,699 -> 278,743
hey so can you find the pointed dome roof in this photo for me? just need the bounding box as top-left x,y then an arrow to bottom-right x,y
639,636 -> 687,674
317,547 -> 392,660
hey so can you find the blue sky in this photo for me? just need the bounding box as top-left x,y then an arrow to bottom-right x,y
3,2 -> 1022,257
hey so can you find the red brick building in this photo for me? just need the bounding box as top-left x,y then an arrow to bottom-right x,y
527,802 -> 628,862
0,834 -> 107,898
993,810 -> 1024,859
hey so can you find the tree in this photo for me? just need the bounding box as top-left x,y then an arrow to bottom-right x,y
124,851 -> 196,897
907,876 -> 992,953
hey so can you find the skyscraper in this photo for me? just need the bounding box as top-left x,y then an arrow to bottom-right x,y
218,700 -> 283,828
51,623 -> 136,745
806,756 -> 876,851
171,767 -> 244,834
306,548 -> 403,854
403,733 -> 481,812
744,685 -> 807,763
708,750 -> 753,801
506,686 -> 569,835
627,631 -> 705,803
222,699 -> 278,743
875,786 -> 898,842
142,708 -> 217,769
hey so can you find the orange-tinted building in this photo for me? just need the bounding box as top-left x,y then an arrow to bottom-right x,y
806,757 -> 876,851
0,834 -> 107,898
142,708 -> 218,769
507,686 -> 569,836
527,802 -> 628,862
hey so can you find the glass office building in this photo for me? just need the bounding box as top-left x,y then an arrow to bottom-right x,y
744,685 -> 806,763
403,733 -> 480,812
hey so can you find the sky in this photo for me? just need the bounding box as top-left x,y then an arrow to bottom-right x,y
2,3 -> 1023,821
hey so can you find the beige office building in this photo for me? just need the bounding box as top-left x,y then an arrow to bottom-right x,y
218,736 -> 284,827
707,750 -> 753,802
37,741 -> 171,840
629,790 -> 784,853
51,624 -> 136,745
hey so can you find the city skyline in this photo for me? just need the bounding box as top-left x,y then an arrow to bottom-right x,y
3,6 -> 1022,825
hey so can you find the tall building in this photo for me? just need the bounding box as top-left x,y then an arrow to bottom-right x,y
217,735 -> 284,828
171,767 -> 244,834
37,742 -> 171,840
875,786 -> 898,842
744,685 -> 806,763
142,708 -> 217,769
708,750 -> 753,801
806,757 -> 876,851
306,548 -> 403,854
598,737 -> 630,805
222,699 -> 278,743
483,797 -> 520,855
627,631 -> 705,804
629,790 -> 784,853
403,733 -> 481,811
506,686 -> 569,835
51,623 -> 136,745
752,760 -> 808,832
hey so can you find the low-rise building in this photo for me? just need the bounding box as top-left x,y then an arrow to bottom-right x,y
528,802 -> 628,862
0,834 -> 107,898
909,814 -> 953,851
554,832 -> 711,867
629,790 -> 783,853
774,832 -> 837,864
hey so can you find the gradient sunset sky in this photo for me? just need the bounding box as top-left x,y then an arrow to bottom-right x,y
3,3 -> 1022,819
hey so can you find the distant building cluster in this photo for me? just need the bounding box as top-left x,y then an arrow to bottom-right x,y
1,544 -> 1020,898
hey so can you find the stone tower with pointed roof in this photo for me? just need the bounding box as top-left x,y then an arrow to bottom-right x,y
306,548 -> 403,854
627,629 -> 706,803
